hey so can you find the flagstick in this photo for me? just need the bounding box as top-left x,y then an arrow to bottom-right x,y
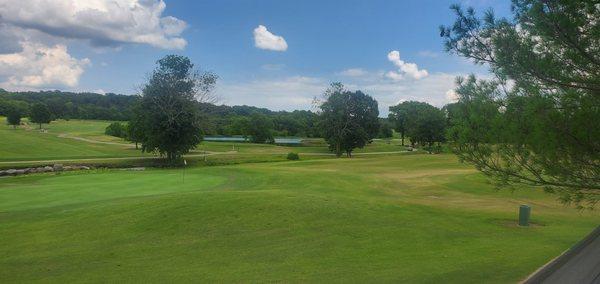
182,159 -> 187,183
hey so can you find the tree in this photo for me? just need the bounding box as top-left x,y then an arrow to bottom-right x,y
378,118 -> 394,139
389,101 -> 443,147
407,104 -> 446,152
320,85 -> 379,157
105,122 -> 126,138
126,102 -> 145,150
388,102 -> 411,145
246,112 -> 274,143
5,102 -> 23,129
136,55 -> 216,163
29,103 -> 52,129
441,1 -> 600,208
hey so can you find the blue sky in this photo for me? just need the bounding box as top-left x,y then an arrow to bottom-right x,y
0,0 -> 511,115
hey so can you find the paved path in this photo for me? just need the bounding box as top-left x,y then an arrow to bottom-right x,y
524,226 -> 600,283
58,133 -> 135,147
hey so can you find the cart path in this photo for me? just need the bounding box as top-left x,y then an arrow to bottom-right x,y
524,226 -> 600,284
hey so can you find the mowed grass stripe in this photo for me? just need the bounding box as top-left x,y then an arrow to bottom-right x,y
0,154 -> 598,282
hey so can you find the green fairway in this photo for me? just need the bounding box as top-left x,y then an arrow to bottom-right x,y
0,118 -> 145,162
1,118 -> 407,165
1,154 -> 598,282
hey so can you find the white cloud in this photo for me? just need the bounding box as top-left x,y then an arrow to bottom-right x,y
217,76 -> 325,111
338,68 -> 368,77
94,89 -> 106,95
386,50 -> 428,80
215,72 -> 470,116
0,42 -> 90,90
253,25 -> 288,51
358,73 -> 458,115
0,0 -> 187,49
445,89 -> 459,102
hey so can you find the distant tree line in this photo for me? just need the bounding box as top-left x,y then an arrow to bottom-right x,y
0,89 -> 323,138
0,89 -> 137,121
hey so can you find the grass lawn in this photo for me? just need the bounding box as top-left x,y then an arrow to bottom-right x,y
1,118 -> 407,165
1,154 -> 598,282
0,118 -> 145,162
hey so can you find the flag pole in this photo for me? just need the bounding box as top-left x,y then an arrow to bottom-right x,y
183,159 -> 187,183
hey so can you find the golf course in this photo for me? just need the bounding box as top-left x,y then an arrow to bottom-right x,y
0,0 -> 598,282
1,118 -> 598,283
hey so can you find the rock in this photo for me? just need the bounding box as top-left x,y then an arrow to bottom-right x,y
80,166 -> 90,170
36,167 -> 46,172
63,166 -> 72,171
0,170 -> 7,176
125,167 -> 145,171
13,169 -> 25,175
6,169 -> 17,175
43,166 -> 54,172
53,164 -> 64,171
28,168 -> 38,173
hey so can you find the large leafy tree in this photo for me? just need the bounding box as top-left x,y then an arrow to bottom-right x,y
408,104 -> 446,151
389,101 -> 446,150
5,101 -> 24,129
441,1 -> 599,207
137,55 -> 217,163
388,103 -> 408,146
320,84 -> 379,157
126,99 -> 145,150
246,112 -> 274,143
29,103 -> 52,129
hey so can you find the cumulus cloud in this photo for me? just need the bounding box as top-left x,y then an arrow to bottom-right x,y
0,0 -> 187,49
0,42 -> 90,90
386,50 -> 428,80
253,25 -> 288,51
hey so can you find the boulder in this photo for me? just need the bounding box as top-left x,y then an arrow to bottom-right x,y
13,169 -> 25,175
43,166 -> 54,172
0,170 -> 7,176
80,166 -> 91,170
53,164 -> 64,171
63,166 -> 73,171
123,167 -> 145,171
6,169 -> 17,175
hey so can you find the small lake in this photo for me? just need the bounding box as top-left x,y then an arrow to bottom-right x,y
204,136 -> 303,145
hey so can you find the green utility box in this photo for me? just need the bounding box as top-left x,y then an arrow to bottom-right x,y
519,205 -> 531,226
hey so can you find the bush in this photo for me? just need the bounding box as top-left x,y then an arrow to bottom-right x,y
286,152 -> 300,160
105,122 -> 126,138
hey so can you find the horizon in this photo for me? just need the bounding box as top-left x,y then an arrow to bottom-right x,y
0,0 -> 512,116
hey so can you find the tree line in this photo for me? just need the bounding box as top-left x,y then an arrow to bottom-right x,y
0,90 -> 327,139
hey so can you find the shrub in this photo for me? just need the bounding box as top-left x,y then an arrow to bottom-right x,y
287,152 -> 300,160
105,122 -> 126,138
